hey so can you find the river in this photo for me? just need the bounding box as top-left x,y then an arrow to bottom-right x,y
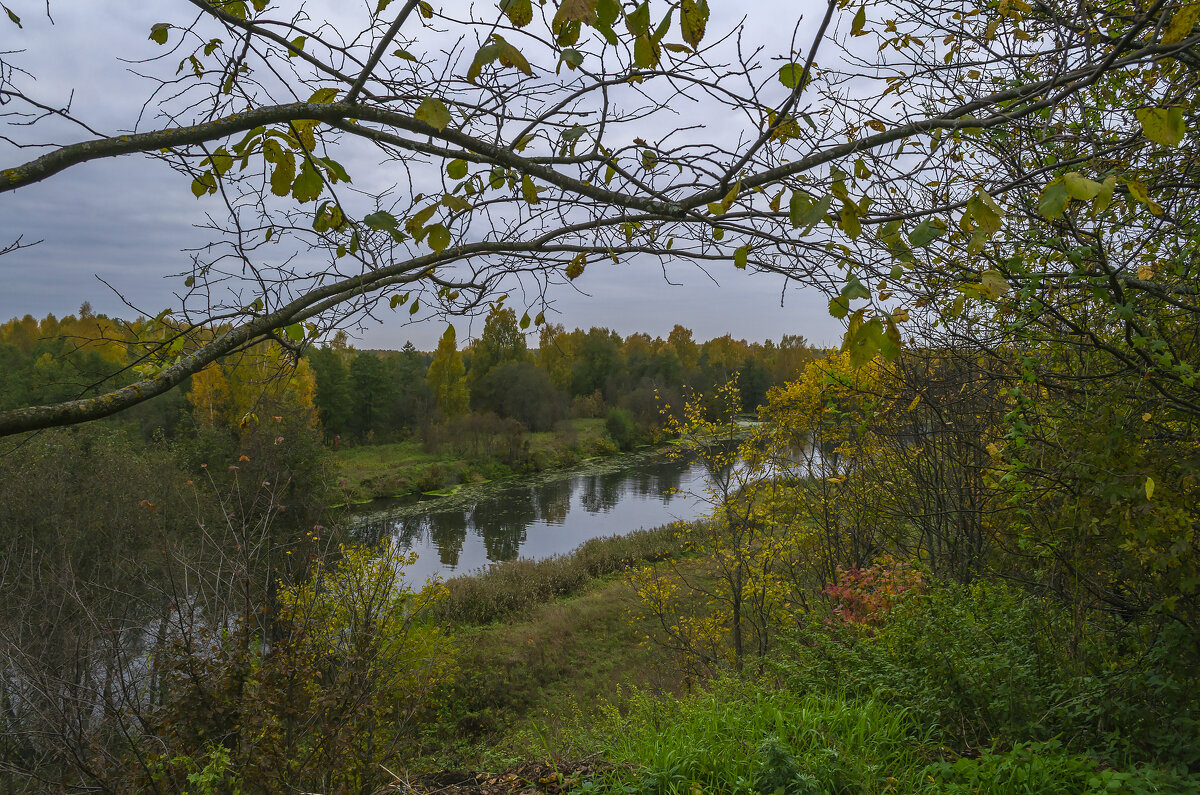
352,449 -> 718,583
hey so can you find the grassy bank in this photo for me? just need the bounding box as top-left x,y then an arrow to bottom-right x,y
334,418 -> 618,502
410,529 -> 1200,794
416,526 -> 690,768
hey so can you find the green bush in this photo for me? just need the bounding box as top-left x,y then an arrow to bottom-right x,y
774,580 -> 1095,749
929,741 -> 1200,795
605,407 -> 637,450
772,578 -> 1200,768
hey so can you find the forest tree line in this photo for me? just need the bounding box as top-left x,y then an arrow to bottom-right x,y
0,305 -> 823,450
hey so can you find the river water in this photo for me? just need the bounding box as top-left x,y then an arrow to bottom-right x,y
352,449 -> 717,584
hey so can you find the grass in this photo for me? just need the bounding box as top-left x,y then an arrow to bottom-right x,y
420,568 -> 682,768
334,440 -> 456,500
334,419 -> 619,501
409,534 -> 1200,795
517,679 -> 1200,795
435,526 -> 681,625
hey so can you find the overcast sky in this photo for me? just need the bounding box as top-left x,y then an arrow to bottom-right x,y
0,1 -> 844,350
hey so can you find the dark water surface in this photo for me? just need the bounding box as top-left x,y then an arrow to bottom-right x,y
352,450 -> 715,584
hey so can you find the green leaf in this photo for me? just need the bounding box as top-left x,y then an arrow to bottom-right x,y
317,155 -> 351,184
363,211 -> 398,230
839,203 -> 861,240
1037,179 -> 1070,220
191,173 -> 216,197
392,47 -> 417,61
789,190 -> 812,227
1135,107 -> 1186,147
559,48 -> 585,72
1146,476 -> 1155,500
597,0 -> 619,26
828,296 -> 850,319
566,253 -> 586,279
493,34 -> 533,76
501,0 -> 533,27
841,274 -> 871,301
1123,178 -> 1163,215
626,1 -> 650,35
1164,3 -> 1200,44
778,63 -> 804,89
308,87 -> 339,104
1064,172 -> 1102,201
556,19 -> 582,46
979,270 -> 1009,299
3,4 -> 22,27
287,35 -> 306,56
800,194 -> 831,234
734,245 -> 749,269
680,0 -> 708,48
467,43 -> 500,82
209,147 -> 234,176
1093,175 -> 1117,215
286,323 -> 304,342
406,203 -> 439,235
521,173 -> 540,204
633,34 -> 660,68
415,97 -> 452,130
594,0 -> 620,43
149,23 -> 170,44
707,181 -> 740,215
269,151 -> 296,197
441,193 -> 472,212
967,191 -> 1003,236
850,6 -> 867,36
291,162 -> 323,202
519,312 -> 531,329
908,217 -> 946,247
446,159 -> 469,180
427,224 -> 451,251
653,6 -> 674,43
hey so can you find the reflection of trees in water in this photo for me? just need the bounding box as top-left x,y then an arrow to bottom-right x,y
533,477 -> 573,525
580,470 -> 624,513
371,452 -> 722,568
471,488 -> 536,561
630,456 -> 687,500
388,514 -> 428,550
428,510 -> 469,567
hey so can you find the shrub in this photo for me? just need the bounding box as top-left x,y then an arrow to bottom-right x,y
822,555 -> 924,625
605,407 -> 637,450
136,543 -> 453,793
774,579 -> 1095,751
775,577 -> 1200,767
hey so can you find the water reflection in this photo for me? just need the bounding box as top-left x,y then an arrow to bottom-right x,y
354,451 -> 712,583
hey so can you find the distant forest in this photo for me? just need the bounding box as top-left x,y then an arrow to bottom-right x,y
0,305 -> 823,446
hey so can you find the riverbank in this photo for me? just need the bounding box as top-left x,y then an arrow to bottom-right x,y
415,525 -> 693,768
333,418 -> 621,503
405,544 -> 1200,795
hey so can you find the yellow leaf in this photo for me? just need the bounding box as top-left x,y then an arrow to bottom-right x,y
1163,1 -> 1200,44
